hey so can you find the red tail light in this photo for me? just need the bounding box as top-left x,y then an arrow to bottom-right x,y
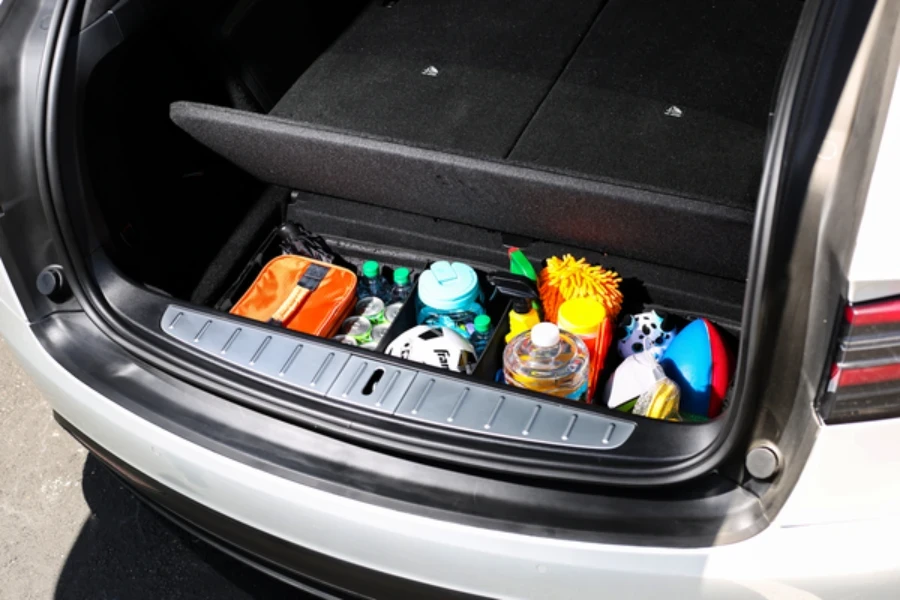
843,298 -> 900,326
820,297 -> 900,424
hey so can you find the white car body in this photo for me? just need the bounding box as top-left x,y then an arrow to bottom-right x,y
2,0 -> 899,597
4,60 -> 900,590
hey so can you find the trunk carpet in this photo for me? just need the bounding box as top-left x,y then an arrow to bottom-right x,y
509,0 -> 803,209
270,0 -> 607,156
271,0 -> 801,208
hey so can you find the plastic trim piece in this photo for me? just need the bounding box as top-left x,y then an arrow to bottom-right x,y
395,376 -> 633,450
161,306 -> 635,451
163,306 -> 349,397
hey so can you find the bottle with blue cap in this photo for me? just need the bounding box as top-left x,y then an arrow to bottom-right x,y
416,261 -> 485,339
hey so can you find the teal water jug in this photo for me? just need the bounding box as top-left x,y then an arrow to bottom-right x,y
416,261 -> 485,338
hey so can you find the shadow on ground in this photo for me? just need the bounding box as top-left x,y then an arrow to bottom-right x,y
53,455 -> 309,600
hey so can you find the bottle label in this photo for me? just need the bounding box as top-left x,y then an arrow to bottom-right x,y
565,380 -> 588,402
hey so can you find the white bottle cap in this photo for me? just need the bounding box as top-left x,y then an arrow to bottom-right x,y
531,322 -> 560,347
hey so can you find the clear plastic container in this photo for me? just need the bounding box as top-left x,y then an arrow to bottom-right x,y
416,261 -> 485,339
503,323 -> 590,401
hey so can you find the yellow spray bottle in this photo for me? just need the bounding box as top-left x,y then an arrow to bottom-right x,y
487,273 -> 541,343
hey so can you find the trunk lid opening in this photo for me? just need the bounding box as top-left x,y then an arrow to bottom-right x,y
67,0 -> 811,487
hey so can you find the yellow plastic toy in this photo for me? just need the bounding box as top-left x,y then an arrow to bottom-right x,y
633,378 -> 681,421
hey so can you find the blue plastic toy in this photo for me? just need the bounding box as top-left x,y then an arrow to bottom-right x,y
659,319 -> 714,416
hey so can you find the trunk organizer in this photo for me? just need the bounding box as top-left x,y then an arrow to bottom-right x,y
159,222 -> 637,451
214,223 -> 514,379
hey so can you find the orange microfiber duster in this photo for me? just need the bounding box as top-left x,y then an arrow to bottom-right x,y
539,255 -> 623,323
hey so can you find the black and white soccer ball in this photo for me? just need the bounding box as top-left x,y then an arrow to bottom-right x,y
617,310 -> 678,360
386,325 -> 476,374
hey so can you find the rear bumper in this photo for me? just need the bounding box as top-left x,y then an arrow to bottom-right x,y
4,270 -> 900,599
55,412 -> 469,599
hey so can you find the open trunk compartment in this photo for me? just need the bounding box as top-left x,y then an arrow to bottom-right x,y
72,0 -> 806,484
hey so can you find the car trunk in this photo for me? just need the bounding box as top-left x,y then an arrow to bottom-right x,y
75,0 -> 805,484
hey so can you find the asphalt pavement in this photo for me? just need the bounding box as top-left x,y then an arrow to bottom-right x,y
0,338 -> 310,600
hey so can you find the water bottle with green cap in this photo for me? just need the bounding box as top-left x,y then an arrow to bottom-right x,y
358,260 -> 389,302
390,267 -> 413,303
470,314 -> 493,357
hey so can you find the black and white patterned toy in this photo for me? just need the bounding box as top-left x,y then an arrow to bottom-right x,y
617,310 -> 678,360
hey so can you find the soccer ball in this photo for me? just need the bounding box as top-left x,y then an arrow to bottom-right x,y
617,310 -> 677,360
386,325 -> 476,374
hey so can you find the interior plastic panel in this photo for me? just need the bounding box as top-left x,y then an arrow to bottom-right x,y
161,305 -> 636,451
396,376 -> 633,449
327,355 -> 417,414
163,305 -> 349,396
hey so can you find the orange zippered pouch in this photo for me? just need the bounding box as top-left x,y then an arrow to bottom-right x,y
230,255 -> 357,338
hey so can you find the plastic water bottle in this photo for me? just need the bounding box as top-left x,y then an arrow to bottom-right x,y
503,323 -> 589,401
358,260 -> 389,302
470,315 -> 492,357
390,267 -> 413,303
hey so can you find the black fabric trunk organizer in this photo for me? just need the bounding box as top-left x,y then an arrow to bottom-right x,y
216,223 -> 514,383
